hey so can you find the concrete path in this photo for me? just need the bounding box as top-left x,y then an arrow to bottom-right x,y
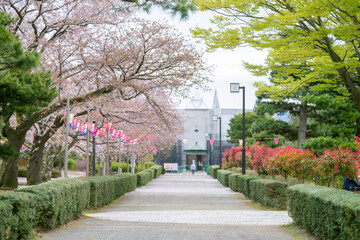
40,173 -> 295,240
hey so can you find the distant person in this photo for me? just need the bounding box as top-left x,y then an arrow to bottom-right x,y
342,176 -> 360,191
190,160 -> 196,175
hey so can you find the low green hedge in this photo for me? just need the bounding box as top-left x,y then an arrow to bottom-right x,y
249,179 -> 288,209
229,173 -> 240,192
237,175 -> 259,197
0,200 -> 15,240
207,165 -> 220,178
150,165 -> 162,178
144,168 -> 155,180
162,167 -> 165,174
137,171 -> 152,186
288,184 -> 360,240
0,172 -> 142,239
217,170 -> 234,187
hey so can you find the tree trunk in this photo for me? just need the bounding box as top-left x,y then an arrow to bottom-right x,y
0,125 -> 28,189
27,136 -> 46,185
298,104 -> 308,149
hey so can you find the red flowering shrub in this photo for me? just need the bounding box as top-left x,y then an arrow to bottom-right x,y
263,145 -> 317,181
248,143 -> 273,174
317,147 -> 359,181
221,148 -> 231,169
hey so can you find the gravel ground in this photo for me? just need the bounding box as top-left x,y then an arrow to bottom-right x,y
40,173 -> 295,240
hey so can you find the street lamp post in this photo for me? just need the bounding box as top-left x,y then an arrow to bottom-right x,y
212,115 -> 222,169
206,133 -> 213,166
230,83 -> 246,175
90,122 -> 98,176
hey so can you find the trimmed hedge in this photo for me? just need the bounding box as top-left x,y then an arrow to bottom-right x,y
0,200 -> 15,240
0,171 -> 154,240
237,175 -> 259,197
229,173 -> 240,192
137,171 -> 152,186
207,165 -> 220,178
144,168 -> 155,180
288,184 -> 360,240
217,170 -> 234,187
150,165 -> 162,178
249,179 -> 289,209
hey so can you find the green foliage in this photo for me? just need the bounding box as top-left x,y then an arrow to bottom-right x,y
288,184 -> 360,240
228,173 -> 240,192
0,200 -> 15,240
15,178 -> 90,229
137,172 -> 152,187
82,174 -> 135,209
17,166 -> 27,177
237,175 -> 259,198
301,137 -> 357,156
249,179 -> 288,209
144,169 -> 155,180
67,158 -> 77,170
207,165 -> 220,178
162,167 -> 165,174
127,0 -> 197,19
51,168 -> 61,178
193,0 -> 360,115
216,170 -> 233,187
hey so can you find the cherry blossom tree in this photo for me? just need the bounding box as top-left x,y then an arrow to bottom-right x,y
0,1 -> 210,187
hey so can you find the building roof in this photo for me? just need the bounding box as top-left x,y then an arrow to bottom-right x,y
185,93 -> 208,109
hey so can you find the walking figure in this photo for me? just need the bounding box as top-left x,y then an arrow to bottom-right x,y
190,160 -> 196,175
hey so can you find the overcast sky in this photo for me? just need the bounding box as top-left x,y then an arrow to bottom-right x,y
141,8 -> 269,110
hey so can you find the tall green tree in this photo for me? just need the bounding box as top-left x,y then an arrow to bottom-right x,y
0,12 -> 57,188
192,0 -> 360,113
227,112 -> 296,147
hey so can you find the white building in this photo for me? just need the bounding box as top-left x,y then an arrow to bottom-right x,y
157,90 -> 252,170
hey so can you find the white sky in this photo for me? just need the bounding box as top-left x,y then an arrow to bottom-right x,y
140,8 -> 269,110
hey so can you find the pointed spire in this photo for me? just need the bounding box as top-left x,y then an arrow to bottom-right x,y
212,89 -> 220,109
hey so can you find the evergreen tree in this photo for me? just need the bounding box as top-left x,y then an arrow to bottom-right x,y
0,12 -> 57,188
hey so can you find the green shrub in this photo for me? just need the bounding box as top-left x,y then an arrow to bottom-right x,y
16,178 -> 90,229
68,158 -> 76,169
0,192 -> 37,239
144,169 -> 155,180
0,200 -> 15,240
0,172 -> 145,237
51,168 -> 61,178
216,170 -> 234,187
137,172 -> 152,186
149,165 -> 162,178
144,162 -> 155,169
249,179 -> 288,209
207,165 -> 220,178
229,173 -> 240,192
238,175 -> 259,197
18,166 -> 27,177
288,184 -> 360,240
82,173 -> 135,209
162,167 -> 165,174
111,162 -> 130,173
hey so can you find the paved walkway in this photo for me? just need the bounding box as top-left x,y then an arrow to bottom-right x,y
41,173 -> 295,240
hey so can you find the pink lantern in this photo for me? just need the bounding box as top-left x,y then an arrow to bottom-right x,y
85,122 -> 92,132
90,123 -> 95,132
209,139 -> 214,149
72,118 -> 78,130
21,145 -> 25,150
152,148 -> 157,155
274,138 -> 279,144
74,122 -> 80,132
79,124 -> 85,134
99,129 -> 104,138
104,123 -> 112,131
147,135 -> 152,145
110,126 -> 115,134
91,128 -> 98,138
119,130 -> 124,137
